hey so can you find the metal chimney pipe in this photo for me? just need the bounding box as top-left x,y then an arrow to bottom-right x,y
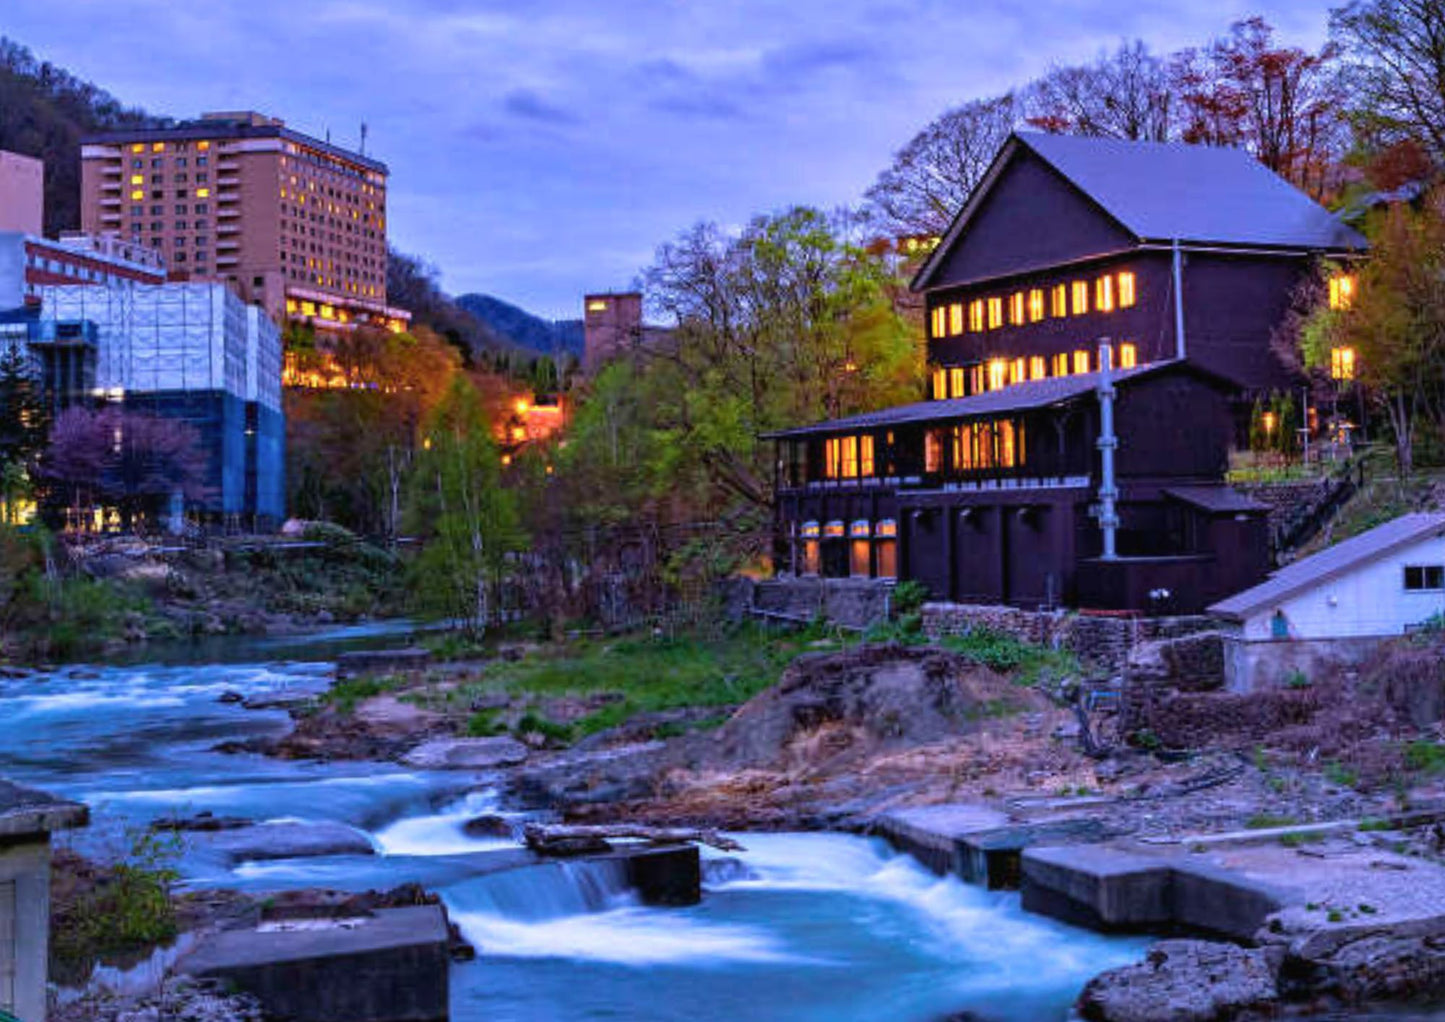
1096,339 -> 1119,561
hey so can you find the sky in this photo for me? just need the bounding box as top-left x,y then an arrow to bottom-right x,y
6,0 -> 1331,320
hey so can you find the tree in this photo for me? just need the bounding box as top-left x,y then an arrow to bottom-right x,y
1294,199 -> 1445,474
862,94 -> 1018,236
404,376 -> 525,634
1172,18 -> 1348,198
38,406 -> 211,528
0,343 -> 49,522
1025,41 -> 1176,141
1332,0 -> 1445,165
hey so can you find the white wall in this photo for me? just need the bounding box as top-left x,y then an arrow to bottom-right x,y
0,233 -> 26,310
1242,534 -> 1445,640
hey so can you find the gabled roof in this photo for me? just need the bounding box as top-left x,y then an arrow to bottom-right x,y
763,360 -> 1181,440
1209,512 -> 1445,620
913,132 -> 1368,291
1164,486 -> 1270,515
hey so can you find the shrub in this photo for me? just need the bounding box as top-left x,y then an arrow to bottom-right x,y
51,831 -> 180,979
890,580 -> 929,617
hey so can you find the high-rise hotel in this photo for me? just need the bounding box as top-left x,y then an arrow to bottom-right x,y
79,111 -> 409,335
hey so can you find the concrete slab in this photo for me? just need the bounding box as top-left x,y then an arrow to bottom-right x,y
872,804 -> 1010,878
183,905 -> 448,1022
1022,845 -> 1175,932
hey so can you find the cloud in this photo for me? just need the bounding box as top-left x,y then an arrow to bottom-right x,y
502,88 -> 581,126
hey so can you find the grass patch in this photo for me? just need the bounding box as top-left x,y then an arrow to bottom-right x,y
940,627 -> 1080,686
1404,740 -> 1445,775
1246,813 -> 1302,830
322,675 -> 402,714
1279,831 -> 1326,848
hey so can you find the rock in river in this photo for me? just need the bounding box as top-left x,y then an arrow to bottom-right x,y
402,736 -> 529,770
1076,940 -> 1280,1022
198,821 -> 376,865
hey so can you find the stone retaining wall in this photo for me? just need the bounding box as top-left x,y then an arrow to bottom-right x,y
920,602 -> 1215,674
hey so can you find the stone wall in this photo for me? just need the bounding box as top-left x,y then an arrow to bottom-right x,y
920,602 -> 1216,675
732,577 -> 896,631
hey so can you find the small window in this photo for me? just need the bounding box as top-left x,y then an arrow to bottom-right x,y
1073,350 -> 1091,374
1330,347 -> 1356,382
1052,352 -> 1070,377
932,368 -> 947,400
1404,565 -> 1445,591
969,364 -> 985,395
968,300 -> 984,332
1118,343 -> 1137,369
949,367 -> 966,399
859,435 -> 875,477
1329,274 -> 1356,310
949,303 -> 964,336
1071,280 -> 1089,315
988,359 -> 1008,391
1051,284 -> 1067,317
986,297 -> 1003,330
924,429 -> 944,473
1029,355 -> 1047,380
1028,289 -> 1045,322
930,307 -> 946,338
1008,292 -> 1025,326
1009,358 -> 1026,385
1118,272 -> 1137,308
1096,275 -> 1115,313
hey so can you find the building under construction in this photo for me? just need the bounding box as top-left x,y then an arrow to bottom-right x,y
12,282 -> 284,528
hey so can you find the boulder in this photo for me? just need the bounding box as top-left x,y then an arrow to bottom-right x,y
1077,940 -> 1279,1022
462,814 -> 517,840
403,736 -> 529,770
200,821 -> 375,865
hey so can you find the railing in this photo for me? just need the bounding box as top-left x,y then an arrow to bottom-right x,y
1272,459 -> 1366,556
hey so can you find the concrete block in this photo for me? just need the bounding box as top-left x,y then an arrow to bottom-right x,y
872,804 -> 1010,878
1172,860 -> 1296,941
617,844 -> 701,907
183,905 -> 449,1022
1021,845 -> 1174,932
960,818 -> 1115,889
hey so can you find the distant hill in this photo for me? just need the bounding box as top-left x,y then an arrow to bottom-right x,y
456,293 -> 585,361
0,37 -> 167,236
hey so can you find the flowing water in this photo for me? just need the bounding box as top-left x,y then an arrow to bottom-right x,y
0,627 -> 1164,1020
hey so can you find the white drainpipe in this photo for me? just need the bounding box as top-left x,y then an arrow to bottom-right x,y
1097,339 -> 1119,561
1172,239 -> 1187,361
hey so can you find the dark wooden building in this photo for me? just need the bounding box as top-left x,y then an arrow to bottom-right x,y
769,132 -> 1368,613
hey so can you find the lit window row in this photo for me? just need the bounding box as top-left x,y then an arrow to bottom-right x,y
929,272 -> 1137,338
930,343 -> 1137,399
922,419 -> 1025,472
823,435 -> 876,479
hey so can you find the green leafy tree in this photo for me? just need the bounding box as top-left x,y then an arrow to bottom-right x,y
0,343 -> 47,522
1332,0 -> 1445,163
404,377 -> 526,634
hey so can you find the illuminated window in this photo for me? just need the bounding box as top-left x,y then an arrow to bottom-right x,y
197,140 -> 210,151
129,174 -> 143,185
824,438 -> 840,478
840,436 -> 859,478
932,367 -> 947,400
1329,274 -> 1357,310
948,303 -> 964,336
987,297 -> 1003,329
1028,289 -> 1045,322
974,423 -> 993,469
1096,275 -> 1115,313
1118,272 -> 1136,308
969,364 -> 985,395
196,188 -> 210,198
949,367 -> 966,399
151,142 -> 164,152
850,538 -> 871,577
925,429 -> 944,473
1009,292 -> 1025,326
1053,352 -> 1070,376
931,307 -> 946,338
1118,343 -> 1138,369
1073,350 -> 1091,374
131,143 -> 144,153
998,420 -> 1022,468
952,423 -> 971,472
1071,280 -> 1089,315
1029,356 -> 1047,380
1010,358 -> 1026,385
988,358 -> 1008,390
130,190 -> 144,201
968,300 -> 984,332
1051,284 -> 1067,317
860,435 -> 875,477
1330,346 -> 1356,381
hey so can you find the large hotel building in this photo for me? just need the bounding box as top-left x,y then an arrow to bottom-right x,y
79,111 -> 409,336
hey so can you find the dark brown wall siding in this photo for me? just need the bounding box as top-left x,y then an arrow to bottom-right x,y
1180,252 -> 1309,393
1114,375 -> 1233,480
929,149 -> 1136,287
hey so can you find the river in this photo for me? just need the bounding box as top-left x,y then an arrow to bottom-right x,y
0,625 -> 1163,1020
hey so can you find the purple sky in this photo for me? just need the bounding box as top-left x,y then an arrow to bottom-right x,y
6,1 -> 1330,319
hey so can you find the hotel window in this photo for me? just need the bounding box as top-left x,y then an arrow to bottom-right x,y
1073,350 -> 1091,374
1118,343 -> 1138,369
875,522 -> 898,578
840,436 -> 859,478
931,307 -> 947,338
131,143 -> 144,153
970,364 -> 985,395
974,423 -> 994,469
859,435 -> 875,477
850,535 -> 871,577
129,174 -> 143,185
1329,274 -> 1357,310
949,303 -> 964,336
197,188 -> 210,198
1096,275 -> 1115,313
987,297 -> 1003,329
1028,289 -> 1045,322
823,437 -> 840,478
925,429 -> 944,473
1051,284 -> 1067,317
1009,358 -> 1026,385
969,300 -> 984,332
1405,565 -> 1445,591
932,367 -> 947,400
998,420 -> 1022,468
1029,356 -> 1047,380
988,359 -> 1008,391
1009,292 -> 1025,326
1071,280 -> 1089,315
949,367 -> 966,399
1330,346 -> 1356,381
130,190 -> 144,201
1118,272 -> 1136,308
1052,352 -> 1070,377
